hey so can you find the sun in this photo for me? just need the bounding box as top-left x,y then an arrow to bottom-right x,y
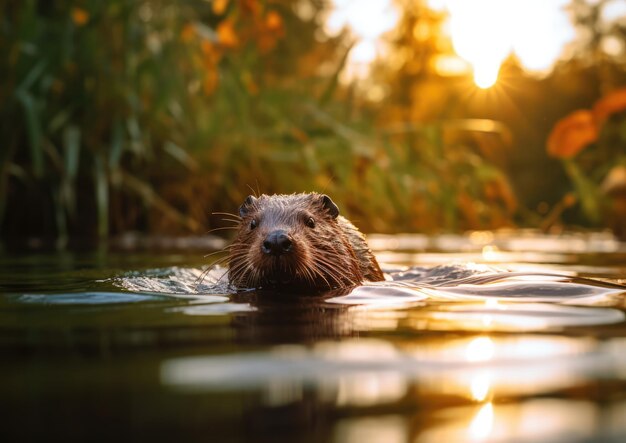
434,0 -> 575,88
324,0 -> 577,90
447,0 -> 511,88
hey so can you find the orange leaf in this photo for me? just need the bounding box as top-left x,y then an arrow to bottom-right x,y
180,23 -> 196,43
212,0 -> 230,15
547,110 -> 598,159
201,41 -> 222,65
217,20 -> 239,48
71,8 -> 89,26
240,0 -> 261,16
593,87 -> 626,126
203,69 -> 219,95
265,11 -> 283,32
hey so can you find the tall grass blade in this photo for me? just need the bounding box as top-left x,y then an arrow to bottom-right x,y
164,141 -> 199,171
119,170 -> 201,233
62,126 -> 80,216
52,188 -> 68,250
94,154 -> 109,240
109,118 -> 124,169
319,42 -> 354,107
15,90 -> 43,177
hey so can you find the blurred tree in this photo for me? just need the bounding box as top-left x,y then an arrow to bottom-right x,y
367,0 -> 518,232
0,0 -> 356,246
568,0 -> 626,93
2,0 -> 625,247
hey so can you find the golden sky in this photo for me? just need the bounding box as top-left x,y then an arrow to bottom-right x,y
325,0 -> 626,89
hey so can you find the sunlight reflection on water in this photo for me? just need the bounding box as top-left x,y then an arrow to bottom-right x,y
108,261 -> 626,331
3,234 -> 626,442
161,336 -> 626,398
99,236 -> 626,443
332,398 -> 626,443
417,399 -> 626,443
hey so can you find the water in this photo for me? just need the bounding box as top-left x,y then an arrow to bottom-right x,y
2,231 -> 626,442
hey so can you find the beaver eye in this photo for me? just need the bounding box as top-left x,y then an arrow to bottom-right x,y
305,217 -> 315,228
250,219 -> 258,230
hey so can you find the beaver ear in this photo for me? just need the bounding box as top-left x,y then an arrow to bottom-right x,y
320,194 -> 339,219
239,195 -> 257,218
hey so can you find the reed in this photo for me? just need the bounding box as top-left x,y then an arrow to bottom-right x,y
0,0 -> 517,245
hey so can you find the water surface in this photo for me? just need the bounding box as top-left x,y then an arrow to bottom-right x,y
2,232 -> 626,442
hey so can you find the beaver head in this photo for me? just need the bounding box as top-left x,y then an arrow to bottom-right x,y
228,193 -> 365,291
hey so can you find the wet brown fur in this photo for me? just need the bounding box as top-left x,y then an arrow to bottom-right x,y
228,193 -> 384,291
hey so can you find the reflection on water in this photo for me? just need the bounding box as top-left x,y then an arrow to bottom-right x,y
465,336 -> 495,362
333,398 -> 626,443
418,399 -> 626,443
333,415 -> 408,443
403,302 -> 625,332
161,335 -> 626,400
160,335 -> 626,441
2,232 -> 626,441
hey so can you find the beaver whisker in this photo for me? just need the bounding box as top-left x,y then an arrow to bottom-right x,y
316,256 -> 360,284
193,269 -> 212,289
203,247 -> 233,259
236,259 -> 259,284
295,265 -> 310,286
306,263 -> 333,289
195,248 -> 234,288
212,211 -> 242,220
247,266 -> 263,289
312,255 -> 354,277
312,261 -> 352,288
204,255 -> 229,268
206,226 -> 240,235
301,263 -> 319,286
228,260 -> 253,281
309,260 -> 339,284
194,261 -> 227,289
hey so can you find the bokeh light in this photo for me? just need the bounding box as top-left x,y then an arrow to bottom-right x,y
434,0 -> 575,87
325,0 -> 399,81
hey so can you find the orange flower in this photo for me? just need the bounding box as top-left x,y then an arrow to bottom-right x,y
217,20 -> 239,48
240,0 -> 261,16
593,87 -> 626,126
212,0 -> 230,15
256,11 -> 284,53
180,23 -> 196,43
201,41 -> 222,65
265,11 -> 283,32
71,8 -> 89,26
203,69 -> 219,95
547,110 -> 598,159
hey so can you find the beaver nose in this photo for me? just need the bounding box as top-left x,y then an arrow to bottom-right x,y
262,230 -> 293,256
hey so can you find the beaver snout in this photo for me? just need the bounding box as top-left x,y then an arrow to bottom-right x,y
262,230 -> 293,256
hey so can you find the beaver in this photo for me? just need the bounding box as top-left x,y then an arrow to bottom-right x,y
228,193 -> 385,291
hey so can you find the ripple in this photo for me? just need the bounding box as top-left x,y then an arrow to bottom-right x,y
422,279 -> 625,304
9,291 -> 169,305
408,302 -> 625,331
167,302 -> 255,316
327,285 -> 428,305
329,266 -> 626,310
114,266 -> 229,295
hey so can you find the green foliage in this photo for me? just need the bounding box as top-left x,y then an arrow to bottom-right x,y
1,0 -> 518,245
2,1 -> 209,243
